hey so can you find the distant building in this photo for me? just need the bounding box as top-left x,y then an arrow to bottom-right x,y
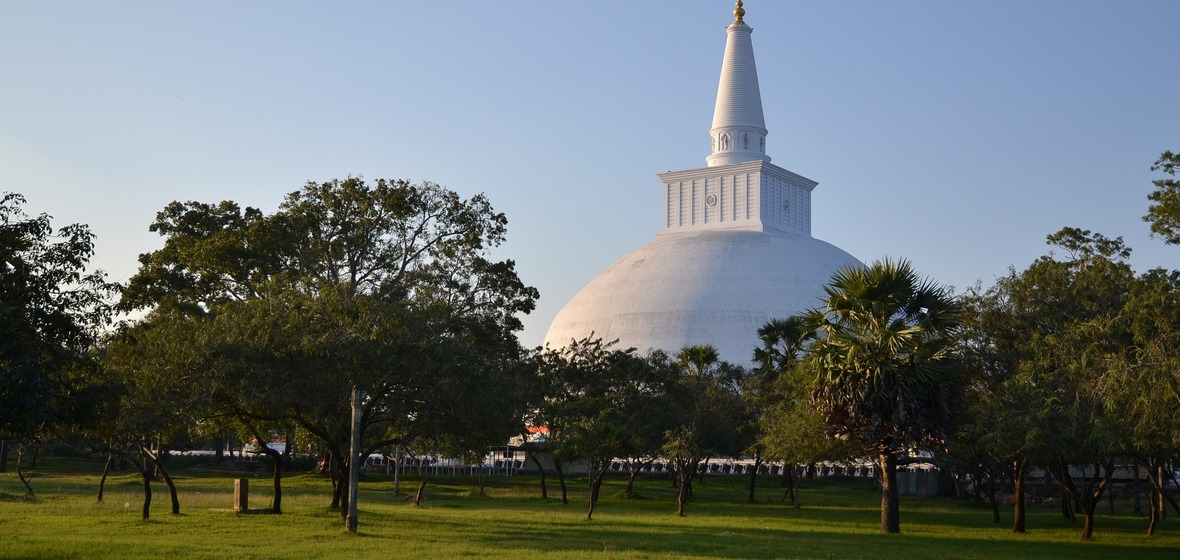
543,2 -> 861,364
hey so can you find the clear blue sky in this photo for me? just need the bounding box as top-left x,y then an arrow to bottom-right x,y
3,1 -> 1178,349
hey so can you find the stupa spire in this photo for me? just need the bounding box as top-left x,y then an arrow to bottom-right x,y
707,1 -> 770,167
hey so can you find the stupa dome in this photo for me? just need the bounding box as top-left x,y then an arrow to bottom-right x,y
544,229 -> 860,364
543,3 -> 861,365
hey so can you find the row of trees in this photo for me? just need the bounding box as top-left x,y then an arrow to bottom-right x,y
3,152 -> 1179,538
2,179 -> 539,525
942,152 -> 1180,538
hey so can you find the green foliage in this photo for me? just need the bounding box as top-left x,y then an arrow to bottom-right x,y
1143,150 -> 1180,244
754,315 -> 855,467
803,258 -> 963,455
950,227 -> 1155,538
0,192 -> 118,442
532,338 -> 684,515
105,178 -> 538,512
1104,268 -> 1180,457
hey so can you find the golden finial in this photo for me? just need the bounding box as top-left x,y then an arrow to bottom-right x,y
733,1 -> 746,24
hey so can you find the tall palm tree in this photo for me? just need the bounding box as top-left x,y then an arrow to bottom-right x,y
802,258 -> 962,533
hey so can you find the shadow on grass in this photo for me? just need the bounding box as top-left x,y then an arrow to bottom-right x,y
351,506 -> 1180,560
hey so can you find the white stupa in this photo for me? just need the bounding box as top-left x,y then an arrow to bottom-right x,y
543,2 -> 861,365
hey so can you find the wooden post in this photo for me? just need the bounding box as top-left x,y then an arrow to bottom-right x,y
346,385 -> 362,533
234,478 -> 249,512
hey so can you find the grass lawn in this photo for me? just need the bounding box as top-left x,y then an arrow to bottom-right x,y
1,456 -> 1177,559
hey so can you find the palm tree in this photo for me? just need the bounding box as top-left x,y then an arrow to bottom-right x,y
801,258 -> 962,533
753,316 -> 813,375
675,344 -> 719,377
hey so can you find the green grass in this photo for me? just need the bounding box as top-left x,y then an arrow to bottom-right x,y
1,457 -> 1177,559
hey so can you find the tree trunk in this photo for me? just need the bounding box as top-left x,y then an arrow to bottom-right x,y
780,465 -> 799,506
1061,487 -> 1074,521
241,418 -> 283,513
411,479 -> 427,506
983,469 -> 1000,524
1145,459 -> 1172,536
268,448 -> 283,513
625,468 -> 638,496
338,455 -> 351,524
161,465 -> 180,515
1058,462 -> 1110,540
587,459 -> 606,520
140,467 -> 153,520
747,452 -> 762,503
1156,463 -> 1168,520
141,446 -> 180,515
879,452 -> 900,533
589,460 -> 604,505
477,462 -> 487,497
1081,495 -> 1099,540
526,451 -> 547,499
97,453 -> 113,503
0,439 -> 8,473
328,451 -> 344,509
215,429 -> 225,464
1148,490 -> 1160,536
675,460 -> 695,517
407,458 -> 429,506
1012,457 -> 1026,533
135,454 -> 154,520
555,460 -> 569,505
15,448 -> 34,501
792,465 -> 802,509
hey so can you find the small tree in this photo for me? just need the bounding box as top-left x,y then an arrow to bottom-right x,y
533,337 -> 676,519
661,345 -> 748,516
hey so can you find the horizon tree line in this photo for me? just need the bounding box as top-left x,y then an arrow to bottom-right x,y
1,151 -> 1178,538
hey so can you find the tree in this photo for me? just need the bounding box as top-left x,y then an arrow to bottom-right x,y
0,192 -> 117,489
1143,150 -> 1180,244
116,178 -> 538,526
1105,271 -> 1180,533
613,350 -> 681,497
800,258 -> 963,533
662,345 -> 748,516
98,314 -> 208,519
952,278 -> 1049,532
532,337 -> 678,519
1027,228 -> 1135,540
752,317 -> 823,506
1101,267 -> 1180,535
755,316 -> 860,508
